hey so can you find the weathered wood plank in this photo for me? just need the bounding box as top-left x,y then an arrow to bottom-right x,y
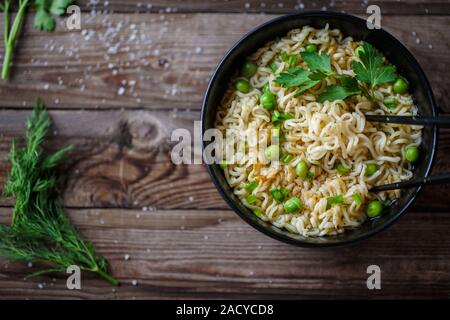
0,208 -> 449,299
0,110 -> 449,211
76,0 -> 450,15
0,14 -> 448,111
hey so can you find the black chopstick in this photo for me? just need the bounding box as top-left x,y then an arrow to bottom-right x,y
365,115 -> 450,128
371,173 -> 450,192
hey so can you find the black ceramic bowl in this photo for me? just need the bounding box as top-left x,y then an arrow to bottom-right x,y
201,12 -> 438,247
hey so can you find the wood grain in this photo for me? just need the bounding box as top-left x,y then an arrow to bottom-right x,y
75,0 -> 450,15
0,208 -> 449,299
0,109 -> 449,212
0,14 -> 448,111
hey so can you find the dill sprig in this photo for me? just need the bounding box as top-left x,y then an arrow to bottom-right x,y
0,99 -> 119,285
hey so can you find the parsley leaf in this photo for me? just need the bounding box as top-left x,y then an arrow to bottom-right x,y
274,68 -> 312,88
50,0 -> 73,16
300,51 -> 335,79
34,8 -> 56,32
352,42 -> 396,88
317,76 -> 361,102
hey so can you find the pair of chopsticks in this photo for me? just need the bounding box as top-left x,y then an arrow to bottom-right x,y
365,114 -> 450,191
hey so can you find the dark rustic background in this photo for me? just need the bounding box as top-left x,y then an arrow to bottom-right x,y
0,0 -> 449,299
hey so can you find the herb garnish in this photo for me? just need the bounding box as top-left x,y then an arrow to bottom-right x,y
0,100 -> 119,285
274,42 -> 397,104
1,0 -> 74,80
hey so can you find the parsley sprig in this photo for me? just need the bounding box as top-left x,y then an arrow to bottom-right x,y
0,99 -> 119,285
274,42 -> 398,104
1,0 -> 74,80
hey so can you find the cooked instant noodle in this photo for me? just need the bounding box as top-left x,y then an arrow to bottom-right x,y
214,25 -> 422,237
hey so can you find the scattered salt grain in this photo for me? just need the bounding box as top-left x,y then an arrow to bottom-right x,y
118,87 -> 125,95
131,280 -> 138,286
124,254 -> 130,261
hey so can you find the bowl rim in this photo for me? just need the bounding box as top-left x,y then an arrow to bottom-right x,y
201,11 -> 439,248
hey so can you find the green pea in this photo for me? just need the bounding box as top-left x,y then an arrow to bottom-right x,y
295,160 -> 308,179
337,164 -> 350,175
365,163 -> 379,177
393,77 -> 408,94
355,46 -> 364,57
235,79 -> 251,93
405,146 -> 419,162
367,200 -> 383,218
264,145 -> 280,161
284,197 -> 302,213
260,91 -> 277,110
305,44 -> 317,53
383,97 -> 398,109
241,60 -> 257,78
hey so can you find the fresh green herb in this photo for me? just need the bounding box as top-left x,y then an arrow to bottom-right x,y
0,100 -> 118,285
269,187 -> 289,202
352,193 -> 363,206
246,181 -> 259,193
327,195 -> 344,206
300,51 -> 336,80
352,42 -> 397,91
317,76 -> 361,103
274,68 -> 313,88
306,171 -> 315,182
269,62 -> 278,73
1,0 -> 74,80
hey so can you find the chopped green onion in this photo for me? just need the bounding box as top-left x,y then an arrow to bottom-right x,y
219,160 -> 227,169
246,181 -> 258,193
269,62 -> 278,73
352,193 -> 363,206
383,97 -> 398,109
264,145 -> 280,161
365,163 -> 379,177
288,55 -> 297,66
272,110 -> 294,123
252,208 -> 263,218
246,194 -> 257,204
281,51 -> 289,61
327,195 -> 344,206
270,187 -> 289,202
262,83 -> 271,93
306,171 -> 315,182
336,163 -> 350,175
282,154 -> 292,163
283,197 -> 302,213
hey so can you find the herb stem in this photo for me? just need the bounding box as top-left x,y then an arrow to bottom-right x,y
92,267 -> 120,286
2,0 -> 29,80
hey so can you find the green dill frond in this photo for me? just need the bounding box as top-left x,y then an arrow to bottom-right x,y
0,99 -> 118,285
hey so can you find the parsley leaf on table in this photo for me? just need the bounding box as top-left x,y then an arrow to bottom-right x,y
352,42 -> 397,89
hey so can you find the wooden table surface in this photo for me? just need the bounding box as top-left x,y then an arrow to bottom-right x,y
0,0 -> 449,299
